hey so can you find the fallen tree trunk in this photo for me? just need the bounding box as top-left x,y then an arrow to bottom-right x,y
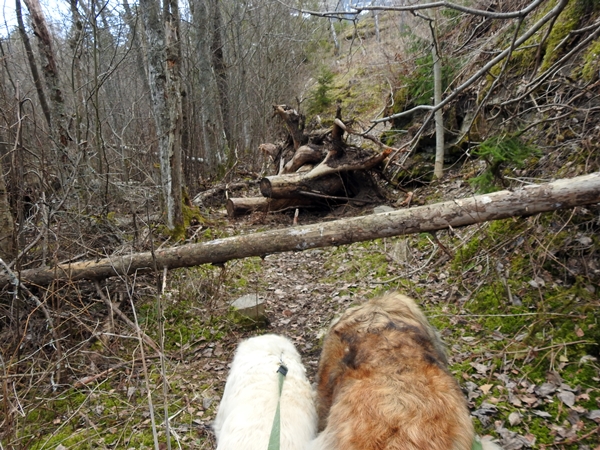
260,173 -> 346,199
226,197 -> 316,218
2,172 -> 599,287
261,148 -> 392,198
193,181 -> 258,206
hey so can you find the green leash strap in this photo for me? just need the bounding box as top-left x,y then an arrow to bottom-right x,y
267,364 -> 288,450
472,435 -> 484,450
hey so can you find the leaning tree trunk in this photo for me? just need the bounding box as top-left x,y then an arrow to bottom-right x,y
15,0 -> 51,129
3,172 -> 599,287
23,0 -> 71,182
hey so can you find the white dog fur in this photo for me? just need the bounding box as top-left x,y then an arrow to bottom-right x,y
213,334 -> 317,450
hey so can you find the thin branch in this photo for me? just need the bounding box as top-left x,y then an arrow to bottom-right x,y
285,0 -> 546,20
0,257 -> 63,384
94,281 -> 162,354
452,15 -> 525,145
356,0 -> 547,19
373,0 -> 569,124
159,267 -> 172,450
502,19 -> 600,107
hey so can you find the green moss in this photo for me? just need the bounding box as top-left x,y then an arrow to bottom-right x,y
527,416 -> 554,444
322,240 -> 390,284
581,37 -> 600,82
168,203 -> 205,241
451,235 -> 482,272
305,62 -> 386,120
540,0 -> 585,72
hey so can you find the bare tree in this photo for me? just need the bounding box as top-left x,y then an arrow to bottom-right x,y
430,12 -> 444,179
190,0 -> 227,169
140,0 -> 184,230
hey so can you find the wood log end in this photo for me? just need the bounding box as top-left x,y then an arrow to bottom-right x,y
226,198 -> 235,218
260,177 -> 274,198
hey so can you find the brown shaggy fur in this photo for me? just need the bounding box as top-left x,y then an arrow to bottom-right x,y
312,293 -> 475,450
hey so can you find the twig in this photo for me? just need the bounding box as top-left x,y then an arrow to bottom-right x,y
0,257 -> 63,384
94,282 -> 162,354
126,281 -> 160,450
373,245 -> 440,284
297,190 -> 378,204
429,231 -> 453,259
342,119 -> 406,155
159,267 -> 172,450
560,425 -> 600,445
455,15 -> 525,143
503,18 -> 600,107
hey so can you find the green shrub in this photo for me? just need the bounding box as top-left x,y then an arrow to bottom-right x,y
309,67 -> 335,113
469,135 -> 540,193
398,38 -> 460,107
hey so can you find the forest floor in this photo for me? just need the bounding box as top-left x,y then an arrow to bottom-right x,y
3,165 -> 599,450
155,169 -> 600,450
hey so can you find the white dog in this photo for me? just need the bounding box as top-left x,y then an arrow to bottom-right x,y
213,334 -> 317,450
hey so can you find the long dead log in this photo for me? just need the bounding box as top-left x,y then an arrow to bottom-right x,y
2,172 -> 599,287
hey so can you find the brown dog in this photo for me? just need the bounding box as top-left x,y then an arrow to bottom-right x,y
310,292 -> 499,450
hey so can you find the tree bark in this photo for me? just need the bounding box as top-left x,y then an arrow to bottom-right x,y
140,0 -> 183,230
164,0 -> 184,230
210,0 -> 230,146
23,0 -> 71,175
15,0 -> 51,129
282,144 -> 326,174
260,173 -> 345,199
192,181 -> 258,207
191,0 -> 227,169
432,12 -> 444,179
0,158 -> 14,260
274,104 -> 306,150
2,172 -> 599,287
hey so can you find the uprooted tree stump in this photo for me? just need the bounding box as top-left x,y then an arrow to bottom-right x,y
226,105 -> 393,218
